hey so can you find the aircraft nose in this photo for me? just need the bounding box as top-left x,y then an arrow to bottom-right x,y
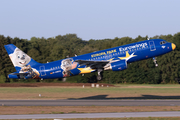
171,43 -> 176,50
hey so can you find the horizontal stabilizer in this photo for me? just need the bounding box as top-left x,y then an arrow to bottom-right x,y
8,72 -> 30,79
10,73 -> 29,76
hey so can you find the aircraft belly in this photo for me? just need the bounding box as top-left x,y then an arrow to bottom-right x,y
47,73 -> 63,79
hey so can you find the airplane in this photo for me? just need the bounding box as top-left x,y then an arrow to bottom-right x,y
4,39 -> 176,81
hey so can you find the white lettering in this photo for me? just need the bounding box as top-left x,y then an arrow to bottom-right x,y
119,42 -> 148,52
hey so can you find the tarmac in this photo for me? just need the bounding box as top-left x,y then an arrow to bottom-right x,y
0,99 -> 180,106
1,111 -> 180,119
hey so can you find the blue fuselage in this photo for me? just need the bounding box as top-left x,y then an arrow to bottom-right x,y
30,39 -> 174,79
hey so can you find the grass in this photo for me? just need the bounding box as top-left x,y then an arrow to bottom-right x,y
0,84 -> 180,99
0,106 -> 180,115
114,84 -> 180,87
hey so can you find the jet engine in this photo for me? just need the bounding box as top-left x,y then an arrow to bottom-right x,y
104,60 -> 127,71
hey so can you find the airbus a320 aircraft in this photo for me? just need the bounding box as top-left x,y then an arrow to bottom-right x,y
4,39 -> 176,80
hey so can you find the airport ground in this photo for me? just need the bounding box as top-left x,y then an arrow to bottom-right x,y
28,118 -> 180,120
0,83 -> 180,119
70,118 -> 180,120
63,118 -> 180,120
1,117 -> 180,120
0,106 -> 180,115
0,83 -> 180,100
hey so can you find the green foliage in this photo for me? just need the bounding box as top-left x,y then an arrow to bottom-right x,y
0,75 -> 6,83
0,33 -> 180,84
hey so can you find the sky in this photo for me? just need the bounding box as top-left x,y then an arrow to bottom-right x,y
0,0 -> 179,40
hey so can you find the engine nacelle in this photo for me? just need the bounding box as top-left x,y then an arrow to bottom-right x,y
110,60 -> 127,71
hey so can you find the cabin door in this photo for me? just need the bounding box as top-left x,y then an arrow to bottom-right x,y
40,66 -> 46,76
149,41 -> 156,51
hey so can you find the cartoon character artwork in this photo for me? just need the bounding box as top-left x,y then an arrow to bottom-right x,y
61,58 -> 78,77
9,48 -> 31,68
9,48 -> 40,79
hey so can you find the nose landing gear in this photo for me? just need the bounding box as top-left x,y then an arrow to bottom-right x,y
153,57 -> 158,67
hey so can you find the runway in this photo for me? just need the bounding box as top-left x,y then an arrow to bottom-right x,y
1,99 -> 180,106
1,111 -> 180,119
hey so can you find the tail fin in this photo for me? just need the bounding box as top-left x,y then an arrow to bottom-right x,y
4,44 -> 41,71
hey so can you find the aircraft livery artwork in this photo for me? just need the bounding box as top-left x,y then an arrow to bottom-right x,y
60,58 -> 78,77
5,45 -> 41,79
4,39 -> 176,80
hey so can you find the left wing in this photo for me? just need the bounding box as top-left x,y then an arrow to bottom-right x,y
75,60 -> 109,69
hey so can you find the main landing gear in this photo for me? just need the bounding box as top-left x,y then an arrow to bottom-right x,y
97,69 -> 103,81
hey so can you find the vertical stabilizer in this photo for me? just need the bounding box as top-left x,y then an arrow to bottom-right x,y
4,44 -> 40,71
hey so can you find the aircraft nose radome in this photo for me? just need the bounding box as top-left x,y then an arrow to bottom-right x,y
171,43 -> 176,50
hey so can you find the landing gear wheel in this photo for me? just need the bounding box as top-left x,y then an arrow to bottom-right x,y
97,75 -> 102,81
97,69 -> 103,80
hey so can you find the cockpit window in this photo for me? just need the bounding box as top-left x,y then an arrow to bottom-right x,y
160,41 -> 166,45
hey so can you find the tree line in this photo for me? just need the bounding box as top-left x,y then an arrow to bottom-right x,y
0,33 -> 180,84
